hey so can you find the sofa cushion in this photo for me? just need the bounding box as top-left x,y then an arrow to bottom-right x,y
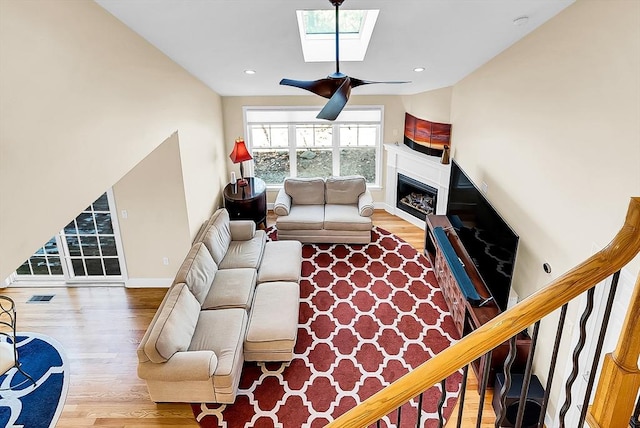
284,177 -> 325,205
219,230 -> 266,269
202,268 -> 257,310
229,220 -> 256,241
173,242 -> 217,305
202,208 -> 231,266
202,210 -> 233,265
324,204 -> 373,231
143,283 -> 201,363
325,176 -> 366,205
244,281 -> 300,360
257,241 -> 302,284
189,308 -> 247,392
275,205 -> 325,230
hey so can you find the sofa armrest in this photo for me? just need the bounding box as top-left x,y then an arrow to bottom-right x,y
229,220 -> 255,241
138,350 -> 217,382
358,190 -> 374,217
273,188 -> 291,216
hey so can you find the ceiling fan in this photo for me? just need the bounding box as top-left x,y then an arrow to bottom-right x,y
280,0 -> 408,121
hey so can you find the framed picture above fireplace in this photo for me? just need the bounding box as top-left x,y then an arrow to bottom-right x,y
403,113 -> 451,157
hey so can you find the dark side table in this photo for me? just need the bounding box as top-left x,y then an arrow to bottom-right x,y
223,177 -> 267,228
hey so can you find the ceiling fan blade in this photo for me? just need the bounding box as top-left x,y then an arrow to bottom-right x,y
317,77 -> 351,121
280,77 -> 344,99
350,78 -> 411,88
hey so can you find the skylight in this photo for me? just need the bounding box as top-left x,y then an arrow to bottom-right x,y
296,9 -> 379,62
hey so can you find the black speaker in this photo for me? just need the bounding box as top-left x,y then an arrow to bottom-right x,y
492,373 -> 545,428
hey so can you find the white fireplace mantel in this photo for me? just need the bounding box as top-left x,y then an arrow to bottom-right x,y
384,143 -> 451,229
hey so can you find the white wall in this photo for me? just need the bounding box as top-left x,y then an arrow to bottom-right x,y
0,0 -> 227,280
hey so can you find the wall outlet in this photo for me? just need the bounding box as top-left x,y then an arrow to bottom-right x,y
162,257 -> 169,266
121,210 -> 128,219
480,181 -> 488,194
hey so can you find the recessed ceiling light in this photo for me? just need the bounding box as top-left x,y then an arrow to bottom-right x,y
513,16 -> 529,26
244,69 -> 256,75
413,67 -> 426,72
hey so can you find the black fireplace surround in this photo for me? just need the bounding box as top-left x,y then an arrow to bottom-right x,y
396,173 -> 438,221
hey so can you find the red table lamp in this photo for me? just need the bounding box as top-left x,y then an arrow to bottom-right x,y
229,138 -> 253,186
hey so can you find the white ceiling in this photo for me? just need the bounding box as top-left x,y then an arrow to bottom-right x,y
95,0 -> 575,97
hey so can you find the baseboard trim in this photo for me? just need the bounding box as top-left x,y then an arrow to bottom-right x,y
125,278 -> 173,288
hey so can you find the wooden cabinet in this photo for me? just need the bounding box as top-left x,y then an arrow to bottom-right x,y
223,177 -> 267,228
433,247 -> 466,334
425,215 -> 531,390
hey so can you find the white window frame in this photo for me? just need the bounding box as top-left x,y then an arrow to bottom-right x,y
243,106 -> 384,189
9,188 -> 127,286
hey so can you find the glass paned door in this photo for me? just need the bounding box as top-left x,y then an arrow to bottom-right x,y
60,192 -> 122,279
13,190 -> 125,283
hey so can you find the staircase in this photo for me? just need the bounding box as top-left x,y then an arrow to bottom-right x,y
326,197 -> 640,428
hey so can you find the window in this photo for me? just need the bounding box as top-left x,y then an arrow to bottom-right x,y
15,237 -> 64,276
14,191 -> 125,282
302,9 -> 366,35
296,9 -> 380,62
245,107 -> 382,186
61,193 -> 122,277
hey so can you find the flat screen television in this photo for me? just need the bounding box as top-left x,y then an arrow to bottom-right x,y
446,160 -> 519,311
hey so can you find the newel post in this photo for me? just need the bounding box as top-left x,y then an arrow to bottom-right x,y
587,272 -> 640,428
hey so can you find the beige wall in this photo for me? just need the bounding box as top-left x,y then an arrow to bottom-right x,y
447,0 -> 639,417
403,86 -> 453,124
112,133 -> 191,284
0,0 -> 227,280
450,0 -> 640,292
221,91 -> 452,203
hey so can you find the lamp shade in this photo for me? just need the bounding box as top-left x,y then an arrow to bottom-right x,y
229,138 -> 253,164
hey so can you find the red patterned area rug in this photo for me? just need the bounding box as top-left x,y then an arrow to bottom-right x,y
192,226 -> 462,428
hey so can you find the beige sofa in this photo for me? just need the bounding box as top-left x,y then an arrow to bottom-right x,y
137,208 -> 302,404
274,176 -> 374,244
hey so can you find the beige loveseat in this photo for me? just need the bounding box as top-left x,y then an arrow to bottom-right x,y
137,208 -> 302,404
274,175 -> 374,244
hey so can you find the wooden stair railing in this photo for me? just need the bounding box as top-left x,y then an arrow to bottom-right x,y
327,197 -> 640,428
587,272 -> 640,428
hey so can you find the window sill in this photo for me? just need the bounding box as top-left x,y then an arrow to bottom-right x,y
264,183 -> 382,192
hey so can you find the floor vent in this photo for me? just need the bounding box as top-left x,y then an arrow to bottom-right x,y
27,294 -> 55,303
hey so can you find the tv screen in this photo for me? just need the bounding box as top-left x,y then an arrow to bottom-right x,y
446,160 -> 519,311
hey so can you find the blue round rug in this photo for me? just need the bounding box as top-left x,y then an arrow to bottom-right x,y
0,333 -> 69,428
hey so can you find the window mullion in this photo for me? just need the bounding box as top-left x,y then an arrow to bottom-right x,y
375,124 -> 381,186
289,124 -> 297,177
333,123 -> 340,176
55,233 -> 72,279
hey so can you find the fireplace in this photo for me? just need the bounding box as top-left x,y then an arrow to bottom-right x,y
384,143 -> 450,228
396,173 -> 438,221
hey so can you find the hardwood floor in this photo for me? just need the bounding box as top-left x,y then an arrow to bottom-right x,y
2,210 -> 494,427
